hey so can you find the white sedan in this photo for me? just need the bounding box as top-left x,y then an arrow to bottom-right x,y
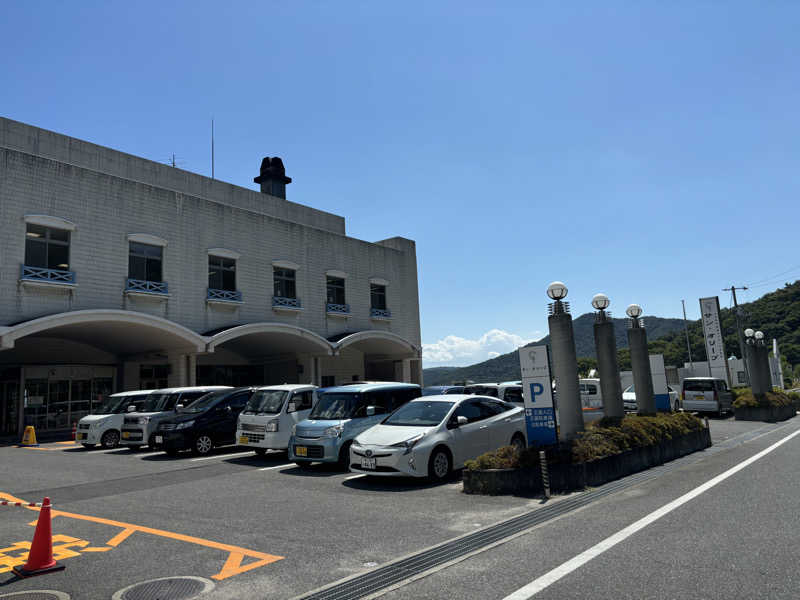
623,385 -> 680,412
349,394 -> 527,481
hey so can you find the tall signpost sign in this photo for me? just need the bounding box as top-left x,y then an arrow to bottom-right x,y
699,296 -> 730,385
519,346 -> 557,447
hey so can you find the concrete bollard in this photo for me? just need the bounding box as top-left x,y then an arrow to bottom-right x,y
593,300 -> 624,419
627,304 -> 656,415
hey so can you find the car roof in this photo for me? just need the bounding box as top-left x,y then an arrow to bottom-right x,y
413,394 -> 504,403
683,377 -> 722,381
254,384 -> 317,392
322,382 -> 420,393
109,389 -> 156,397
464,383 -> 499,388
149,386 -> 232,393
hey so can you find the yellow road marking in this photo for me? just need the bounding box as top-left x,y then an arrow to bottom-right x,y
19,446 -> 57,451
1,491 -> 283,580
55,441 -> 77,445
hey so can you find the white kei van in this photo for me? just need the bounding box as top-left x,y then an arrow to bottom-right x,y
76,390 -> 154,449
580,378 -> 604,421
463,383 -> 524,405
236,384 -> 318,456
681,377 -> 733,415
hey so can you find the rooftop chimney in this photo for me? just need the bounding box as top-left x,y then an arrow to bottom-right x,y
254,157 -> 291,199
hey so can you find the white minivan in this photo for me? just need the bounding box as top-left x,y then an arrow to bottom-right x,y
236,384 -> 317,456
579,378 -> 604,421
76,390 -> 154,449
681,377 -> 733,415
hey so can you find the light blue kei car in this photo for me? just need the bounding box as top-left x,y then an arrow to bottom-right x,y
288,382 -> 421,468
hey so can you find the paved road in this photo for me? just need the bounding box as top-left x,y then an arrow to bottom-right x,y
0,415 -> 794,599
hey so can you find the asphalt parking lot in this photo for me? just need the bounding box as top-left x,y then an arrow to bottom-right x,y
0,414 -> 778,600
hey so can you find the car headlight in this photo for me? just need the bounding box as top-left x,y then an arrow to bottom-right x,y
266,420 -> 279,432
390,433 -> 425,455
176,420 -> 195,430
137,416 -> 150,425
91,419 -> 108,429
322,425 -> 344,438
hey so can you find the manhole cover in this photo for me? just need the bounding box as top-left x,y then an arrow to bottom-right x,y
113,577 -> 214,600
0,593 -> 70,600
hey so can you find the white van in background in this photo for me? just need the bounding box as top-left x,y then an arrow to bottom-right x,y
463,382 -> 524,404
681,377 -> 733,415
76,390 -> 154,449
579,378 -> 604,421
236,384 -> 318,456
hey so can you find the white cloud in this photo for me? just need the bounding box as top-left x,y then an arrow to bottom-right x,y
423,329 -> 541,368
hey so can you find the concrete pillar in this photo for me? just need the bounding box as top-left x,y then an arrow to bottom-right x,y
594,314 -> 624,418
628,326 -> 655,414
755,345 -> 772,393
548,306 -> 583,438
168,354 -> 188,387
402,359 -> 412,383
188,355 -> 197,387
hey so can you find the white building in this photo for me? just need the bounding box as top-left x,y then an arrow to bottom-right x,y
0,117 -> 422,437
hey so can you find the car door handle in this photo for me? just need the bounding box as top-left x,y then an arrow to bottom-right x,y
504,418 -> 512,422
480,425 -> 488,429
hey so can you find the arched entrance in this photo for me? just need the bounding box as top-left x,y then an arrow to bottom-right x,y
328,331 -> 421,386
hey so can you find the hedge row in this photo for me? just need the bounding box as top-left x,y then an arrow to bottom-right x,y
732,388 -> 798,409
464,412 -> 706,471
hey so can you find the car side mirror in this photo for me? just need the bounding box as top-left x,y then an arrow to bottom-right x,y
287,402 -> 296,413
127,405 -> 137,413
457,415 -> 468,426
175,404 -> 184,412
366,406 -> 378,416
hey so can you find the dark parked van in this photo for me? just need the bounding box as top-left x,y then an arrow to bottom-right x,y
154,387 -> 256,456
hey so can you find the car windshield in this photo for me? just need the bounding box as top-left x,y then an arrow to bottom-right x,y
685,380 -> 714,392
94,396 -> 132,415
181,390 -> 228,413
422,387 -> 445,396
625,385 -> 635,393
309,393 -> 361,420
383,401 -> 454,427
140,392 -> 170,412
245,390 -> 288,414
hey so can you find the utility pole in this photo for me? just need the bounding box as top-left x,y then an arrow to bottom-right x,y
211,119 -> 215,180
723,285 -> 749,385
681,300 -> 694,373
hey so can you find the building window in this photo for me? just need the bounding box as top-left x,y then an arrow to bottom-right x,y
326,276 -> 346,305
25,224 -> 70,271
129,242 -> 163,283
737,371 -> 747,384
209,256 -> 236,292
274,267 -> 296,299
370,283 -> 387,310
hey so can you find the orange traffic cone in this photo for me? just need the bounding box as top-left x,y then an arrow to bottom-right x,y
12,497 -> 65,577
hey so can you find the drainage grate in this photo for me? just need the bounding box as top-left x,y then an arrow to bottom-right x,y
115,577 -> 213,600
0,593 -> 70,600
298,422 -> 790,600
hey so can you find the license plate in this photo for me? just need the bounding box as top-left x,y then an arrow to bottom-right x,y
76,433 -> 85,440
239,436 -> 248,444
154,435 -> 163,444
296,446 -> 307,457
360,457 -> 376,470
122,431 -> 130,439
694,395 -> 705,400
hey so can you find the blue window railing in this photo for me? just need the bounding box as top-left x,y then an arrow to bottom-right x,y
207,288 -> 243,302
126,278 -> 168,295
273,296 -> 301,309
370,308 -> 392,319
20,265 -> 76,284
326,303 -> 350,315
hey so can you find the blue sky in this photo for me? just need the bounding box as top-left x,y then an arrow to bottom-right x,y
3,2 -> 799,367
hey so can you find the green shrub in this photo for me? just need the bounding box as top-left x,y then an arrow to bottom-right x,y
464,412 -> 706,470
733,389 -> 792,409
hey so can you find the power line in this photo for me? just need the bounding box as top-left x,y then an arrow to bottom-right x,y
747,264 -> 800,287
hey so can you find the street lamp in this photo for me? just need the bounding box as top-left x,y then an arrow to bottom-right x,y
547,281 -> 568,300
755,330 -> 765,344
626,304 -> 642,318
744,328 -> 754,340
591,293 -> 610,310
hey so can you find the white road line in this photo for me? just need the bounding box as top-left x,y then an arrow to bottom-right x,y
190,450 -> 255,462
503,427 -> 800,600
344,474 -> 367,481
258,463 -> 291,471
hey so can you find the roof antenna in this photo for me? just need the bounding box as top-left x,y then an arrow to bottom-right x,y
211,118 -> 215,180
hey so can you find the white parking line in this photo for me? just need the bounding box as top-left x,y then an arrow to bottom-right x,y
344,474 -> 367,481
502,426 -> 800,600
258,463 -> 291,471
190,451 -> 255,462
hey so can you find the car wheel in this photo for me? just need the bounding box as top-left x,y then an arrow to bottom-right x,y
254,448 -> 267,457
337,442 -> 352,470
101,430 -> 120,449
428,447 -> 452,481
193,435 -> 213,456
81,443 -> 96,449
510,433 -> 526,452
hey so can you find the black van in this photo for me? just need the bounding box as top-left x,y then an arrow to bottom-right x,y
153,387 -> 256,456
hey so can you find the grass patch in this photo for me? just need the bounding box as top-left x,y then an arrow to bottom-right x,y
464,412 -> 705,471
